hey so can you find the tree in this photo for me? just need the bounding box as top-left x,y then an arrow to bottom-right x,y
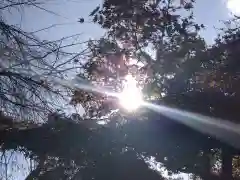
71,0 -> 205,119
157,16 -> 240,179
70,2 -> 240,179
0,113 -> 167,180
0,1 -> 89,122
1,1 -> 240,180
1,111 -> 240,180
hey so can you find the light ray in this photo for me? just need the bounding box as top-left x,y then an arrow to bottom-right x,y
227,0 -> 240,15
143,102 -> 240,149
118,75 -> 143,111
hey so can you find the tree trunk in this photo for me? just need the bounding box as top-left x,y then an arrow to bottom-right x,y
222,147 -> 233,180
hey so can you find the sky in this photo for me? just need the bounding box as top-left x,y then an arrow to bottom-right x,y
5,0 -> 104,43
194,0 -> 240,43
194,0 -> 229,43
1,0 -> 240,179
4,0 -> 239,45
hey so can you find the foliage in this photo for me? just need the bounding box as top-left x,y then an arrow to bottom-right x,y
1,112 -> 240,180
1,0 -> 240,180
72,0 -> 206,118
69,1 -> 240,179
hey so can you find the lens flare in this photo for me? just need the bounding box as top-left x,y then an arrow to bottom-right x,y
227,0 -> 240,15
143,102 -> 240,149
118,75 -> 143,111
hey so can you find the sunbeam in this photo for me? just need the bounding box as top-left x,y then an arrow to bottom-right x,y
48,76 -> 119,97
118,75 -> 143,111
143,102 -> 240,149
11,70 -> 240,149
227,0 -> 240,15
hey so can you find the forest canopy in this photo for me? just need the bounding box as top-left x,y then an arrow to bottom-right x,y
1,0 -> 240,180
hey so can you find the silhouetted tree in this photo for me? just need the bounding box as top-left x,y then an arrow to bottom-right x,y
0,1 -> 89,122
1,1 -> 240,180
1,112 -> 239,180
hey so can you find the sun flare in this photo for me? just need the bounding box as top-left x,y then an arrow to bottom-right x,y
118,75 -> 143,111
227,0 -> 240,15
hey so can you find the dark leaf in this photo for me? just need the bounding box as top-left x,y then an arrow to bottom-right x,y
89,6 -> 100,16
93,15 -> 98,23
78,18 -> 84,23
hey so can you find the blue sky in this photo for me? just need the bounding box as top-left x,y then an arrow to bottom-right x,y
194,0 -> 229,43
5,0 -> 103,42
4,0 -> 236,44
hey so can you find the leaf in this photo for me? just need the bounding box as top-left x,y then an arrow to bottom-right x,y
93,15 -> 98,23
201,24 -> 205,28
78,18 -> 84,23
89,6 -> 100,16
99,15 -> 104,25
194,24 -> 200,31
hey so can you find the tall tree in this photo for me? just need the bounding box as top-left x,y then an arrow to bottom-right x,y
0,1 -> 89,122
72,0 -> 205,118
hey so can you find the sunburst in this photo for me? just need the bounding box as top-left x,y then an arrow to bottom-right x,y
118,75 -> 143,111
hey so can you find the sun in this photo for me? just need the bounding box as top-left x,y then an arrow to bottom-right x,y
118,75 -> 143,111
227,0 -> 240,15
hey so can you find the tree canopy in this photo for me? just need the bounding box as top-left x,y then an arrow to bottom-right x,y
1,0 -> 240,180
